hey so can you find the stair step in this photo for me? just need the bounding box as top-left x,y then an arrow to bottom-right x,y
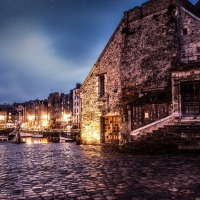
129,123 -> 200,153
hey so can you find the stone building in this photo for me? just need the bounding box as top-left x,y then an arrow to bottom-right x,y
79,0 -> 200,144
0,105 -> 9,128
47,92 -> 72,129
70,83 -> 82,132
25,100 -> 48,129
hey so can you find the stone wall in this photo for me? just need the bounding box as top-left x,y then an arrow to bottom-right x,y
171,3 -> 200,117
179,6 -> 200,62
119,2 -> 179,118
80,22 -> 124,144
172,68 -> 200,117
80,0 -> 200,144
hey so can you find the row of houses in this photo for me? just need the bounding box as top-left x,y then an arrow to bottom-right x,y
0,83 -> 81,131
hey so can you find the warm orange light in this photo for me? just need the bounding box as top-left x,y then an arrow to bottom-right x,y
28,115 -> 34,120
42,114 -> 49,119
42,120 -> 48,126
63,114 -> 71,121
81,125 -> 100,144
0,115 -> 5,120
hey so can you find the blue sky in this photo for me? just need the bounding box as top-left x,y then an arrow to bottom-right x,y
0,0 -> 198,104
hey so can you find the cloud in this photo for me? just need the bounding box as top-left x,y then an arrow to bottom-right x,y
0,25 -> 89,102
0,0 -> 196,104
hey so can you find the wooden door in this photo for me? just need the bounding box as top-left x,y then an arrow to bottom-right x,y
104,116 -> 119,142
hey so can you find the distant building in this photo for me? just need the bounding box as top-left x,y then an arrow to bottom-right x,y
47,92 -> 71,129
0,104 -> 9,128
0,82 -> 83,131
24,100 -> 48,129
71,83 -> 82,131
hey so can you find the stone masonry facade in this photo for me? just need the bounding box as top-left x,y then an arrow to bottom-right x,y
79,0 -> 200,144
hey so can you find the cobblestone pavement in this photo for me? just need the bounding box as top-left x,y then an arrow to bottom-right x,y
0,142 -> 200,200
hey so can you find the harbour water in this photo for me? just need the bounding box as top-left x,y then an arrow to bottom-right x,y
22,137 -> 61,144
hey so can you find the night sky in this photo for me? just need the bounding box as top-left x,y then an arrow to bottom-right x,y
0,0 -> 197,104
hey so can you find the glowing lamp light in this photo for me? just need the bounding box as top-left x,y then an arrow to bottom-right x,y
42,121 -> 48,126
82,125 -> 101,144
63,114 -> 71,121
42,114 -> 48,119
0,116 -> 5,120
28,116 -> 34,121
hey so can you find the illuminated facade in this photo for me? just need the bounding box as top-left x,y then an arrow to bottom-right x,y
47,92 -> 72,129
0,108 -> 7,128
25,100 -> 48,129
0,84 -> 80,130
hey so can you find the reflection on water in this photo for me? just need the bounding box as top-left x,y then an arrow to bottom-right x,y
22,137 -> 61,144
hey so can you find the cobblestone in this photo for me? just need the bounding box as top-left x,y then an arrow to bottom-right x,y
0,143 -> 200,199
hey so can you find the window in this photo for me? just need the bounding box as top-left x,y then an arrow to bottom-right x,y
181,50 -> 186,58
99,75 -> 105,97
196,47 -> 200,54
183,28 -> 187,35
143,110 -> 150,121
144,112 -> 149,119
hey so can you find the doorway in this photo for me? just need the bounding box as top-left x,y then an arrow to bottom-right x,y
102,116 -> 119,143
181,81 -> 200,115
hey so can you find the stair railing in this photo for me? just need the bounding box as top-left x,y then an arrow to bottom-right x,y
130,115 -> 174,140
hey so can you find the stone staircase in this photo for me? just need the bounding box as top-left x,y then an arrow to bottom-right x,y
124,123 -> 200,154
